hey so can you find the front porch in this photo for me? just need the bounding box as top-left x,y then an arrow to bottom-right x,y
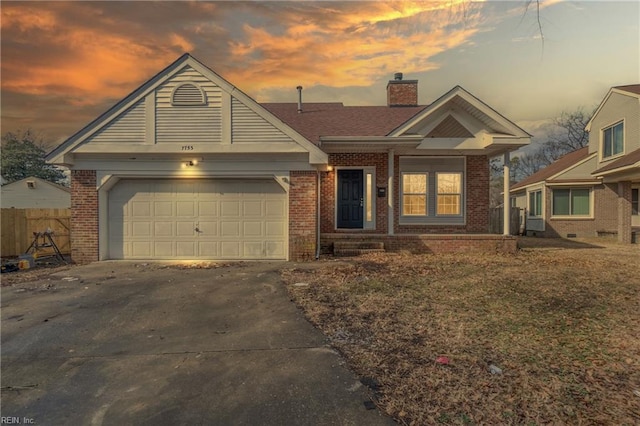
321,233 -> 518,256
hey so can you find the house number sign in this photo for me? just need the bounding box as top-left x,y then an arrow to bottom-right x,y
181,145 -> 194,151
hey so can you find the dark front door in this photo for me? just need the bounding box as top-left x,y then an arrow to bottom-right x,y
337,170 -> 364,228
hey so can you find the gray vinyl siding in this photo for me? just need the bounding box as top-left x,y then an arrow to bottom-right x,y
155,66 -> 222,143
589,91 -> 640,166
90,100 -> 146,143
555,155 -> 597,180
231,98 -> 294,143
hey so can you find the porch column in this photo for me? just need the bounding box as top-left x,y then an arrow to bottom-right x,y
388,149 -> 394,235
503,152 -> 510,236
617,181 -> 632,243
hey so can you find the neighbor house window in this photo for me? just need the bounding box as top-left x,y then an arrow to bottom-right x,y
552,188 -> 591,216
402,173 -> 428,216
528,190 -> 542,217
603,121 -> 624,158
632,188 -> 639,215
436,173 -> 462,215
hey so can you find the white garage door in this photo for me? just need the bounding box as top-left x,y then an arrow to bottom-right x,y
108,179 -> 287,260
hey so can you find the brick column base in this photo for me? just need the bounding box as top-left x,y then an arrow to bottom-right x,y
71,170 -> 99,263
289,171 -> 318,261
618,181 -> 632,244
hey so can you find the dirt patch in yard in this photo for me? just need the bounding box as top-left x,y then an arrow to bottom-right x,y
282,239 -> 640,425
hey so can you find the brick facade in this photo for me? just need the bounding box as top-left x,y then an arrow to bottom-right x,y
617,181 -> 632,243
321,153 -> 389,234
321,234 -> 517,255
289,171 -> 318,261
542,183 -> 619,238
387,81 -> 418,107
70,170 -> 99,264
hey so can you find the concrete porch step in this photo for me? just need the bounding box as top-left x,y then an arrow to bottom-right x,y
333,241 -> 385,257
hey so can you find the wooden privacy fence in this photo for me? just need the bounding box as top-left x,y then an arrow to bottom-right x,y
489,206 -> 524,235
1,208 -> 71,257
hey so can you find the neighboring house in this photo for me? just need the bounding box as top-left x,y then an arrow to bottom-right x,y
46,54 -> 530,263
0,176 -> 71,209
511,84 -> 640,243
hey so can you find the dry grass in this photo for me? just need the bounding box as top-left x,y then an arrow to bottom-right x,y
282,238 -> 640,425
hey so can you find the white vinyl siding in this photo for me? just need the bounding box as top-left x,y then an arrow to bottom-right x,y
108,179 -> 287,260
588,91 -> 640,164
155,66 -> 222,143
90,100 -> 146,143
231,98 -> 294,143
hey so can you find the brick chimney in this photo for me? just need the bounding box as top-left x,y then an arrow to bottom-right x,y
387,72 -> 418,107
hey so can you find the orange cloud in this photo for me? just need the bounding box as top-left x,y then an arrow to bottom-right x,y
228,1 -> 483,96
1,3 -> 189,105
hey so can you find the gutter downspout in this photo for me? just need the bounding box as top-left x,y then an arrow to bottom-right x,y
316,170 -> 321,259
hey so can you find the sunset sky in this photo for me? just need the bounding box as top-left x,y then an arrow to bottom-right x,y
1,1 -> 638,149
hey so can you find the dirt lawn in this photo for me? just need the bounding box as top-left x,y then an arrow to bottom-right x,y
282,238 -> 640,425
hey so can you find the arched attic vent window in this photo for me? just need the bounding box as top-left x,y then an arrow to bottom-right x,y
171,83 -> 207,106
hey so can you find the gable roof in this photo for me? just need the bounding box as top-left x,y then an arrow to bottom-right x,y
390,85 -> 532,138
586,84 -> 640,131
592,147 -> 640,176
46,54 -> 327,165
614,84 -> 640,96
1,176 -> 70,193
261,103 -> 426,144
511,147 -> 592,191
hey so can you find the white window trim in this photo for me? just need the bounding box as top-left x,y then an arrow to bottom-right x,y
527,189 -> 543,218
333,166 -> 376,230
600,119 -> 625,162
550,187 -> 594,220
435,172 -> 463,217
398,156 -> 467,226
400,171 -> 429,217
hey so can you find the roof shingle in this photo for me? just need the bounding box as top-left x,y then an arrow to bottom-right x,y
262,103 -> 427,144
593,147 -> 640,175
511,147 -> 591,191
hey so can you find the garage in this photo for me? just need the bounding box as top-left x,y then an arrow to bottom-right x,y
108,178 -> 287,260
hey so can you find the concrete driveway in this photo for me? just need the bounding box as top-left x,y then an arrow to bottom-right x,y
1,262 -> 393,425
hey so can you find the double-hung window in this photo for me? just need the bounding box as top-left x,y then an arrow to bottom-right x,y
436,173 -> 462,215
528,190 -> 542,217
552,188 -> 591,217
401,173 -> 428,216
399,157 -> 465,225
603,122 -> 624,159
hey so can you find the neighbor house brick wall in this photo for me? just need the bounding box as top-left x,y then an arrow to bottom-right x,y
393,155 -> 490,234
321,153 -> 389,234
70,170 -> 99,264
544,183 -> 619,238
289,171 -> 317,261
617,181 -> 632,243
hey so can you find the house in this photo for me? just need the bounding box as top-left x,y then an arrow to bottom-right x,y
511,84 -> 640,243
46,54 -> 530,263
0,176 -> 71,209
